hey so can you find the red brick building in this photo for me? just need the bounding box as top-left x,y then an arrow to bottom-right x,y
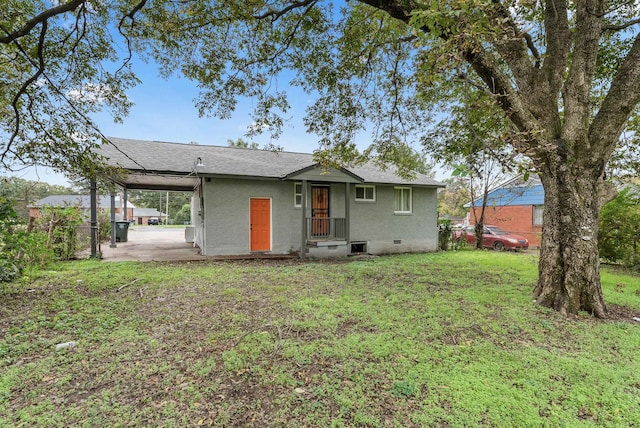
467,179 -> 544,248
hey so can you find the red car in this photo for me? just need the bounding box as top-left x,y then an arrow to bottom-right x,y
454,225 -> 529,251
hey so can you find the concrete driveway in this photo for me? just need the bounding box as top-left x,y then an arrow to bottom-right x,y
99,226 -> 207,262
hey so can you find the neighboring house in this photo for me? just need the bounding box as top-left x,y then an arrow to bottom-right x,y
132,208 -> 167,225
30,195 -> 135,220
466,176 -> 544,247
98,138 -> 444,257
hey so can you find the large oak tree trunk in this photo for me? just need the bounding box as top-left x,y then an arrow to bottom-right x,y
357,0 -> 640,318
533,160 -> 607,318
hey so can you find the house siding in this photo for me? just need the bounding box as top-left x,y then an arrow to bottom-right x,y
350,185 -> 438,254
200,178 -> 439,257
470,205 -> 542,247
202,178 -> 303,256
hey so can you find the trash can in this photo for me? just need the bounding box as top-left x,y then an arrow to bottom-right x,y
185,226 -> 194,243
115,221 -> 129,242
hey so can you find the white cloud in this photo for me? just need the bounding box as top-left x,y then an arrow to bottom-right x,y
67,83 -> 114,103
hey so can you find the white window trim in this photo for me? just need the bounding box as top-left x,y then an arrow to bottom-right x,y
294,182 -> 302,208
355,184 -> 376,202
533,205 -> 543,226
394,186 -> 412,214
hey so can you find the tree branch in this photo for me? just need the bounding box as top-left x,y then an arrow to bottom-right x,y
522,32 -> 541,67
589,33 -> 640,160
0,0 -> 86,44
602,18 -> 640,32
225,0 -> 319,92
461,40 -> 540,143
356,0 -> 414,22
117,0 -> 149,73
389,48 -> 406,138
120,0 -> 148,24
253,0 -> 318,21
562,0 -> 605,144
489,0 -> 539,76
356,0 -> 542,147
541,0 -> 571,96
3,21 -> 48,163
586,0 -> 637,18
4,31 -> 146,174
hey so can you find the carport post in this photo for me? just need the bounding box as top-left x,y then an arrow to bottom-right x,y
300,179 -> 307,259
90,179 -> 98,257
345,182 -> 350,247
110,192 -> 117,248
123,189 -> 128,221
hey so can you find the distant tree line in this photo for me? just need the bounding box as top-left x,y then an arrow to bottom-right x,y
0,176 -> 77,218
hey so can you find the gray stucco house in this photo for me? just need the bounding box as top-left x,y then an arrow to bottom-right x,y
99,137 -> 443,257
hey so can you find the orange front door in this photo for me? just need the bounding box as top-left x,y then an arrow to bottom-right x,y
250,198 -> 271,251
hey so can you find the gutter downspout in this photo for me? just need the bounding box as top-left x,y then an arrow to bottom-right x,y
110,192 -> 116,248
345,182 -> 350,252
200,177 -> 205,254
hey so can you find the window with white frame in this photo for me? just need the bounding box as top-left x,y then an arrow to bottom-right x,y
355,185 -> 376,201
294,183 -> 302,207
533,205 -> 543,225
394,187 -> 412,213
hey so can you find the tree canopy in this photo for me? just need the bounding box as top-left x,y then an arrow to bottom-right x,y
2,0 -> 640,317
1,1 -> 139,178
3,1 -> 638,176
0,175 -> 76,218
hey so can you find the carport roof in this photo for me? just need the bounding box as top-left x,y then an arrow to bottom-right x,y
99,137 -> 443,190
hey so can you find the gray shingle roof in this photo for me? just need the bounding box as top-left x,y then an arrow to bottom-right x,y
100,137 -> 443,187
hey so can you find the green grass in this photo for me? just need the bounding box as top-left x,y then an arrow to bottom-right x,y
1,252 -> 639,427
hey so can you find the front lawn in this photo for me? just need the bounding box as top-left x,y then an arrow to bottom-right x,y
1,252 -> 639,426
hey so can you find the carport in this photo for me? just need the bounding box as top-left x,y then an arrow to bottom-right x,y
99,227 -> 207,262
88,139 -> 202,260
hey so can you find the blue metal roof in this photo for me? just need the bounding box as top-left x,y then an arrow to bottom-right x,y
471,184 -> 545,207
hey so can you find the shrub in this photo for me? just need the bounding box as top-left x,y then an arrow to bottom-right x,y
0,197 -> 51,282
438,219 -> 453,251
599,188 -> 640,267
36,205 -> 84,261
0,259 -> 20,282
98,209 -> 112,241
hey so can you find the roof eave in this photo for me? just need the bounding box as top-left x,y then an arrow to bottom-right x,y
283,163 -> 365,183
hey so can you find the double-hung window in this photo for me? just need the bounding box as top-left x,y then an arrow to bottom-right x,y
533,205 -> 543,225
294,183 -> 302,207
355,185 -> 376,202
394,187 -> 412,214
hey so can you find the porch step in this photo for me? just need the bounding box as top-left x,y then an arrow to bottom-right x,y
306,240 -> 347,247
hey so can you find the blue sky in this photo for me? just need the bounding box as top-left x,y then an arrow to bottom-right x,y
13,58 -> 446,186
96,66 -> 320,149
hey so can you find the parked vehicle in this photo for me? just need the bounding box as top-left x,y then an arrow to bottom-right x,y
147,217 -> 160,225
453,225 -> 529,251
